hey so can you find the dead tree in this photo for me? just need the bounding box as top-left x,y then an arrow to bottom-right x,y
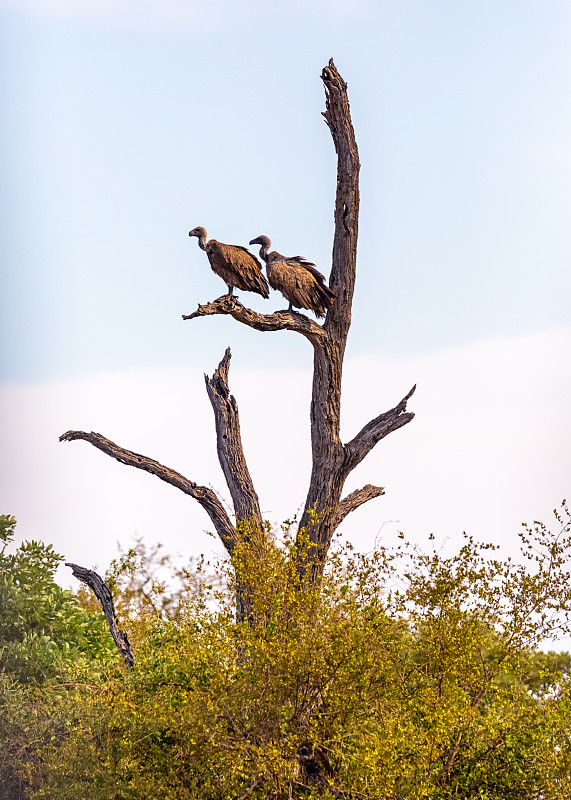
60,60 -> 415,599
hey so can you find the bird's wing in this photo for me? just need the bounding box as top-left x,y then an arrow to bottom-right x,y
231,244 -> 264,269
284,257 -> 330,287
209,241 -> 269,297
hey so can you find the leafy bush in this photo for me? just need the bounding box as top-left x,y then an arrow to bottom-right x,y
28,505 -> 571,799
0,515 -> 117,797
0,515 -> 117,683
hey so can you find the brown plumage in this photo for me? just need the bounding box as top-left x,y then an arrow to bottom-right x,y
249,235 -> 335,318
189,227 -> 269,298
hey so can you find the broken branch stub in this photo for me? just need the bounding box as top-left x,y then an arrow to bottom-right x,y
66,562 -> 134,668
204,348 -> 262,530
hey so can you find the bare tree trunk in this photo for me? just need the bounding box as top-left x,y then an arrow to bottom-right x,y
294,62 -> 414,582
60,59 -> 415,606
183,61 -> 415,584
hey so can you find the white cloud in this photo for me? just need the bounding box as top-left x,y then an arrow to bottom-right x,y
1,326 -> 570,645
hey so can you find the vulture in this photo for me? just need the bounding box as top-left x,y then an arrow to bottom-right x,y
249,235 -> 335,318
189,227 -> 269,298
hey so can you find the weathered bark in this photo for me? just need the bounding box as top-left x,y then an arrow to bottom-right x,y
204,347 -> 262,530
65,562 -> 135,668
343,385 -> 416,473
332,485 -> 386,529
294,61 -> 376,580
183,295 -> 325,345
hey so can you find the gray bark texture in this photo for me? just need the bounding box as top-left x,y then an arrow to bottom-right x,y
204,347 -> 262,530
65,562 -> 135,668
60,59 -> 415,605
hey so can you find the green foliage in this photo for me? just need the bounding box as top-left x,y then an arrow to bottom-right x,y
0,515 -> 116,683
0,516 -> 118,798
28,504 -> 571,799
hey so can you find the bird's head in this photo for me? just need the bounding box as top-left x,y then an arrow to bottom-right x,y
249,235 -> 271,248
189,226 -> 207,239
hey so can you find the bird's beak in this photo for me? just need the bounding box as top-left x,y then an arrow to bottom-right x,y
249,238 -> 259,246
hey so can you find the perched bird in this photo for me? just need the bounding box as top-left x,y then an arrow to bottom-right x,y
189,227 -> 269,298
249,235 -> 335,318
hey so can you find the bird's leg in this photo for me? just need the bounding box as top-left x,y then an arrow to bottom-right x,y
227,286 -> 234,296
273,303 -> 298,315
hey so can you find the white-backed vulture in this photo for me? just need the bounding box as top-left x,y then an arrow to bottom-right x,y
249,235 -> 335,318
189,227 -> 269,298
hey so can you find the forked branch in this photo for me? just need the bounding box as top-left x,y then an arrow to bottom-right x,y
183,295 -> 326,345
59,430 -> 236,554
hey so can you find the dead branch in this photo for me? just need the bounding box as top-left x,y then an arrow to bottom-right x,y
65,562 -> 134,668
333,484 -> 385,529
59,430 -> 236,554
321,58 -> 360,342
343,385 -> 416,473
205,348 -> 262,529
183,295 -> 326,345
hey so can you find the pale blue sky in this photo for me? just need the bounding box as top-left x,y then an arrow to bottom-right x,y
2,1 -> 570,381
